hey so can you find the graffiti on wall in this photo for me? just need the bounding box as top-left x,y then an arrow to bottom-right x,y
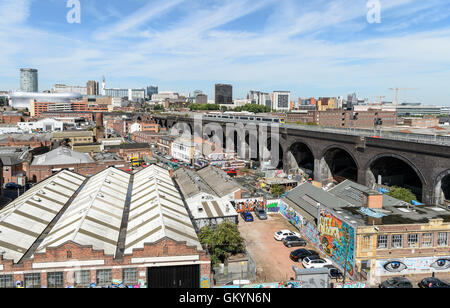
318,209 -> 355,277
375,256 -> 450,276
334,282 -> 368,288
266,200 -> 280,213
235,198 -> 264,213
200,277 -> 211,289
303,221 -> 319,246
279,201 -> 304,231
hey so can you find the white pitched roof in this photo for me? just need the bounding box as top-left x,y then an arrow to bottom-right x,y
124,165 -> 201,254
37,168 -> 131,256
0,170 -> 86,262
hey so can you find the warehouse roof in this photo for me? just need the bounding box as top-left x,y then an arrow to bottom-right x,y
0,165 -> 203,263
0,170 -> 86,262
196,166 -> 241,198
125,165 -> 201,254
31,147 -> 94,166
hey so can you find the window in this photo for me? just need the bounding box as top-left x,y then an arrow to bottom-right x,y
123,268 -> 138,285
391,234 -> 403,249
0,275 -> 13,288
377,235 -> 388,249
96,269 -> 112,286
47,272 -> 64,288
24,273 -> 41,289
437,233 -> 449,247
361,236 -> 372,250
75,270 -> 91,288
407,234 -> 419,248
421,233 -> 434,247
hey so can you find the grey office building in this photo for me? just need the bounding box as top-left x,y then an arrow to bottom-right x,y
215,84 -> 233,105
20,68 -> 38,92
147,86 -> 158,99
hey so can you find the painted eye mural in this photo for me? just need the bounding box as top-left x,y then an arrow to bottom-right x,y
383,260 -> 408,273
430,258 -> 450,271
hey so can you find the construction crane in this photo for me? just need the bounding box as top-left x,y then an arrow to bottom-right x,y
389,88 -> 418,106
370,95 -> 386,105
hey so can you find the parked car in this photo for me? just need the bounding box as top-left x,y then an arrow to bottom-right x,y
254,208 -> 267,220
379,277 -> 413,288
302,257 -> 333,269
283,236 -> 307,248
274,230 -> 301,241
324,265 -> 344,281
225,280 -> 251,286
5,182 -> 22,190
241,211 -> 254,222
418,277 -> 450,288
290,249 -> 319,262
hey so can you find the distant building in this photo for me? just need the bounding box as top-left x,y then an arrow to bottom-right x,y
146,86 -> 158,99
20,68 -> 38,92
272,91 -> 291,111
86,80 -> 99,95
195,94 -> 208,104
248,91 -> 272,108
9,92 -> 82,110
318,109 -> 397,128
18,118 -> 64,133
215,84 -> 233,105
52,84 -> 87,95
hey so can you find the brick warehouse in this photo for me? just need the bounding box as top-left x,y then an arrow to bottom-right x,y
0,166 -> 211,288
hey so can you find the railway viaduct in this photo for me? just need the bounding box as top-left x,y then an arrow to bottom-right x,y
153,114 -> 450,206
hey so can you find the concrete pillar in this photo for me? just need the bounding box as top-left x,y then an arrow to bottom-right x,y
314,158 -> 332,183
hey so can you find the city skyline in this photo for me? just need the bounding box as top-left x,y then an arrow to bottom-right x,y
1,0 -> 450,105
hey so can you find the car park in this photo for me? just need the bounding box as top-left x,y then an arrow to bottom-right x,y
379,277 -> 413,288
289,249 -> 319,262
302,257 -> 333,269
324,265 -> 344,281
282,236 -> 307,248
241,211 -> 254,222
254,208 -> 267,220
418,277 -> 450,288
274,230 -> 301,241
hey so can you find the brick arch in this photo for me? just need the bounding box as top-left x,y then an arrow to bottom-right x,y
364,152 -> 427,187
320,144 -> 362,170
433,169 -> 450,205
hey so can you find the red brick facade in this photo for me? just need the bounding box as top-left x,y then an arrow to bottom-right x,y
0,238 -> 211,288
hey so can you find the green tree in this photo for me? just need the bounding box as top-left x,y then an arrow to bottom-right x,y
386,186 -> 417,204
234,104 -> 271,113
271,184 -> 286,197
198,222 -> 245,265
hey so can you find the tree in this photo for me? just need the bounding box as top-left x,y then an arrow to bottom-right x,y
234,104 -> 271,113
386,186 -> 417,204
198,222 -> 245,265
271,184 -> 286,197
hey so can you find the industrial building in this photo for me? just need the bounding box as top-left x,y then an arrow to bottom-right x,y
0,165 -> 210,288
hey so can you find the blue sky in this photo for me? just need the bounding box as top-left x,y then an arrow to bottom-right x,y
1,0 -> 450,105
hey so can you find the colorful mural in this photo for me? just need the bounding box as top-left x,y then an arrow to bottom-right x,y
279,201 -> 304,231
375,256 -> 450,276
266,200 -> 280,213
334,282 -> 368,288
318,209 -> 355,278
216,281 -> 303,289
200,277 -> 211,289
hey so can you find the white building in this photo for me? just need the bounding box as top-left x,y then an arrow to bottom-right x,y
17,118 -> 64,133
248,91 -> 272,108
273,91 -> 291,111
151,92 -> 179,102
171,138 -> 195,164
52,84 -> 87,95
129,122 -> 142,134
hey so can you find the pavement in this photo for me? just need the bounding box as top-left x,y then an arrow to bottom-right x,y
238,213 -> 326,283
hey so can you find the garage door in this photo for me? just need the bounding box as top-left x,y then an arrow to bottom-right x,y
147,265 -> 200,288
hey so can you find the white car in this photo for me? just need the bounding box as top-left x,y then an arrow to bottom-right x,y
302,257 -> 333,269
274,230 -> 301,241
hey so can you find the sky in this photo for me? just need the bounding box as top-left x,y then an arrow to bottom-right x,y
1,0 -> 450,105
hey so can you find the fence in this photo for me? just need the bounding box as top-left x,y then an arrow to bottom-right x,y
213,253 -> 257,285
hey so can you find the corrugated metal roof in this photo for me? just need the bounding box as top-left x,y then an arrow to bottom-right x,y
0,170 -> 86,262
125,165 -> 201,254
37,168 -> 131,257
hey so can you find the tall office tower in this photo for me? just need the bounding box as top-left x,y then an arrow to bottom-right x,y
146,86 -> 158,99
215,84 -> 233,105
20,68 -> 38,92
87,80 -> 99,95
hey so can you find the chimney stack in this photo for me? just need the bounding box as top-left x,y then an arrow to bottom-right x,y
363,191 -> 383,209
